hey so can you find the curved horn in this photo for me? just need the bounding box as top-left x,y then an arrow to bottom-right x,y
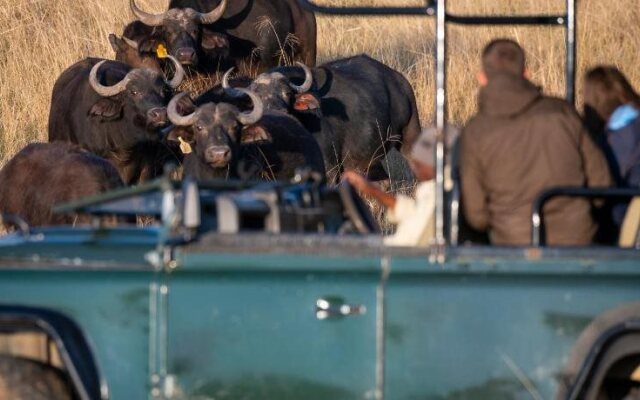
89,60 -> 130,97
165,55 -> 185,89
122,36 -> 139,50
221,68 -> 245,98
236,89 -> 264,126
197,0 -> 227,24
167,93 -> 198,126
130,0 -> 165,27
289,62 -> 313,93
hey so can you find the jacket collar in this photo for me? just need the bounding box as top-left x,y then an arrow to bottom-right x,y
478,74 -> 542,118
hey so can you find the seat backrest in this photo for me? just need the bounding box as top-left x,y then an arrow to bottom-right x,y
619,197 -> 640,248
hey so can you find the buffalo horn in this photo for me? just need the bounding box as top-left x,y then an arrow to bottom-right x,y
165,55 -> 185,89
289,62 -> 313,93
221,68 -> 245,98
167,93 -> 198,126
122,36 -> 139,50
130,0 -> 165,27
236,89 -> 264,126
197,0 -> 227,24
89,60 -> 131,97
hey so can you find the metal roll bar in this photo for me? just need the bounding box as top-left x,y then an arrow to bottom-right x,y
297,0 -> 577,246
531,187 -> 640,247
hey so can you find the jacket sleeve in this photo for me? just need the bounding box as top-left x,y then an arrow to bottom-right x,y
578,120 -> 613,188
459,128 -> 489,231
561,104 -> 613,188
628,163 -> 640,187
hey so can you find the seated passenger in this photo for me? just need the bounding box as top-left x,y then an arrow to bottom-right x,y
459,39 -> 612,246
343,128 -> 437,247
584,66 -> 640,226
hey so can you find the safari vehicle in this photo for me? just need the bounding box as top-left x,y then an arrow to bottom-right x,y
1,1 -> 640,400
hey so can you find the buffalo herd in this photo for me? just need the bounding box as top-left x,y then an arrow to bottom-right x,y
0,0 -> 421,227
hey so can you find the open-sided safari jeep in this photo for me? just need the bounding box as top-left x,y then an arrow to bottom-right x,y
1,1 -> 640,400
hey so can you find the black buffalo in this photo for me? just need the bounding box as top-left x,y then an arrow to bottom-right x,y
128,0 -> 316,73
166,90 -> 325,181
221,55 -> 422,182
48,57 -> 185,185
0,142 -> 123,227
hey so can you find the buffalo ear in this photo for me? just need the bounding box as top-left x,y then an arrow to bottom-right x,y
175,93 -> 196,115
201,29 -> 229,50
294,93 -> 321,112
138,38 -> 161,54
89,98 -> 123,121
166,126 -> 194,143
240,125 -> 272,144
108,34 -> 124,53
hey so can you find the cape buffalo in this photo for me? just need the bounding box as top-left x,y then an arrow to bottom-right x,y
166,90 -> 325,181
109,23 -> 162,72
0,142 -> 123,227
128,0 -> 316,74
48,56 -> 185,185
221,55 -> 422,182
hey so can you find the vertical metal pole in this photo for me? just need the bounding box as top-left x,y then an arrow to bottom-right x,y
565,0 -> 576,104
434,0 -> 447,248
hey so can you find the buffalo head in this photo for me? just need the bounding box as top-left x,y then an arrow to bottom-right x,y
88,56 -> 185,130
167,90 -> 269,168
222,62 -> 320,114
130,0 -> 227,67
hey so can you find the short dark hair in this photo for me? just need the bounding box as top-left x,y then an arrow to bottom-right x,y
482,39 -> 526,78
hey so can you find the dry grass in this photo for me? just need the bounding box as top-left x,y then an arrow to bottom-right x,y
1,0 -> 639,166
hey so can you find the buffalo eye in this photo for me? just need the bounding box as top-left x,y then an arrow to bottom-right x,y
130,89 -> 140,97
195,124 -> 204,132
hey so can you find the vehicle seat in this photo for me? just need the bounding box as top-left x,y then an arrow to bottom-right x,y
619,197 -> 640,248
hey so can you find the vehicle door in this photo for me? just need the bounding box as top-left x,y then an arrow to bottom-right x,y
164,234 -> 383,400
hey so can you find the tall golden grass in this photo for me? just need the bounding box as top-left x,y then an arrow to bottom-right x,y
0,0 -> 639,165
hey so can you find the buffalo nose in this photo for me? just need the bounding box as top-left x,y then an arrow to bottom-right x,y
147,107 -> 168,127
176,48 -> 197,65
205,147 -> 231,166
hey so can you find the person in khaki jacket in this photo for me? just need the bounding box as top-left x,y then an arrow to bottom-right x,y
460,39 -> 612,246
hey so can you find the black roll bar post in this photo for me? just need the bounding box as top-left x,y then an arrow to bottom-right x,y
296,0 -> 577,246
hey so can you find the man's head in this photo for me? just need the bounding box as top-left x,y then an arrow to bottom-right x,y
478,38 -> 526,85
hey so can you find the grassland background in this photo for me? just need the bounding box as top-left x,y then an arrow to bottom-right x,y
0,0 -> 639,165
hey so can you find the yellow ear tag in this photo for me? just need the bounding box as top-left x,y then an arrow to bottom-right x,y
156,44 -> 168,59
178,136 -> 192,154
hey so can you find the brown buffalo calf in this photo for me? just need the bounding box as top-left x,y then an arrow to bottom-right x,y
0,143 -> 123,227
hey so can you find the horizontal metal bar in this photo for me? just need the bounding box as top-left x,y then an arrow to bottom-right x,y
446,14 -> 566,26
296,0 -> 435,16
296,0 -> 566,26
531,187 -> 640,246
52,179 -> 169,214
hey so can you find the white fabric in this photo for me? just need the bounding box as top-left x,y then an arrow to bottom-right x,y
384,181 -> 436,247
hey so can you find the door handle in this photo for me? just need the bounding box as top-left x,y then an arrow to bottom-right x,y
315,297 -> 367,320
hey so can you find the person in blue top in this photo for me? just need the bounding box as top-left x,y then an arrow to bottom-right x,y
584,66 -> 640,226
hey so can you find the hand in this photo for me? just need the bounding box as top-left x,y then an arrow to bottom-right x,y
342,170 -> 370,193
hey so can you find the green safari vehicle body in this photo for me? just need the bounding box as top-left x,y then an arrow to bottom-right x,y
0,219 -> 638,399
